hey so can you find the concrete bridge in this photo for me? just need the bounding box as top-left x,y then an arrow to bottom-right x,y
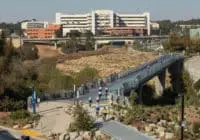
22,35 -> 168,50
76,53 -> 184,103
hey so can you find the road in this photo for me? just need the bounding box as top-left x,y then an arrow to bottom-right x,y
101,121 -> 154,140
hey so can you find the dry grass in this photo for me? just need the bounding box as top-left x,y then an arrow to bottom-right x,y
56,47 -> 159,77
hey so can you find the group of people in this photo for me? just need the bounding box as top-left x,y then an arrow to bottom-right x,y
87,86 -> 110,120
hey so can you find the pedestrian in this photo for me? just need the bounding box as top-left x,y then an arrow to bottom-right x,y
102,107 -> 108,121
105,87 -> 109,99
96,96 -> 100,104
116,95 -> 120,104
98,91 -> 102,100
88,96 -> 92,107
95,104 -> 100,116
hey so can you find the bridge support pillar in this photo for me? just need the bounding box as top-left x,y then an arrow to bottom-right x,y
94,42 -> 98,50
54,41 -> 57,49
168,60 -> 184,94
138,84 -> 143,104
155,69 -> 166,96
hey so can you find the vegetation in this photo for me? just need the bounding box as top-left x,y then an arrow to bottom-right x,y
194,79 -> 200,91
69,104 -> 95,132
192,121 -> 200,134
74,66 -> 98,86
62,30 -> 95,53
182,70 -> 200,106
20,43 -> 38,60
10,110 -> 30,120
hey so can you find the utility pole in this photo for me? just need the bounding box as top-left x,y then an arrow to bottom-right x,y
180,93 -> 185,140
73,84 -> 76,105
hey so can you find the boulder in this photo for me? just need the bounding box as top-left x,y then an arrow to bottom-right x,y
13,125 -> 19,129
59,133 -> 70,140
159,131 -> 165,137
165,132 -> 174,139
156,126 -> 165,137
69,132 -> 79,140
75,136 -> 83,140
168,121 -> 175,126
83,131 -> 91,139
95,130 -> 102,137
145,126 -> 152,133
158,120 -> 167,126
149,123 -> 156,130
22,124 -> 32,129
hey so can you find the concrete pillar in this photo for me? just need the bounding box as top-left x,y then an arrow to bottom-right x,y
155,69 -> 166,96
94,42 -> 98,50
54,41 -> 57,49
138,84 -> 143,104
168,60 -> 184,94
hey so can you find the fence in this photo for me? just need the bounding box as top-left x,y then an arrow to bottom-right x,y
36,54 -> 184,102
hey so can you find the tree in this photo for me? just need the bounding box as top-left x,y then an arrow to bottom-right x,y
21,43 -> 38,60
84,30 -> 95,51
69,104 -> 95,132
75,66 -> 98,86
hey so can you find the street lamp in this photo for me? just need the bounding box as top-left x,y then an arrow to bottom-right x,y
31,84 -> 36,114
180,93 -> 185,140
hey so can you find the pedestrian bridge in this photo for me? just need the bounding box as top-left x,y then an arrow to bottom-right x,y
77,53 -> 184,103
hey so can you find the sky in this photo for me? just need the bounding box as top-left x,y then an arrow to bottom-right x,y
0,0 -> 200,23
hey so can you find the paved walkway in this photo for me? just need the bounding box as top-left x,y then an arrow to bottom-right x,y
101,121 -> 154,140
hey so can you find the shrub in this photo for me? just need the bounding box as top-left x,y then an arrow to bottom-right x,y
10,110 -> 30,120
75,66 -> 98,86
69,104 -> 95,132
21,43 -> 38,60
129,90 -> 138,107
194,79 -> 200,91
192,121 -> 200,134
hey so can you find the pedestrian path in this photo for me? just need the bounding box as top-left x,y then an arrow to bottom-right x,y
101,120 -> 154,140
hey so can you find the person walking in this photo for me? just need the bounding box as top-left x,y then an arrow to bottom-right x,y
95,104 -> 100,117
105,87 -> 109,99
88,96 -> 92,107
102,107 -> 108,121
96,96 -> 100,104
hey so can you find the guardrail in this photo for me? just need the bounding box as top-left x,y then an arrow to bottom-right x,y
37,54 -> 184,102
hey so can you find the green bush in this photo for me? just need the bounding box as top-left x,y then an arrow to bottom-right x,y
69,105 -> 95,132
129,90 -> 138,107
75,66 -> 98,86
10,110 -> 30,120
192,121 -> 200,133
21,43 -> 38,60
194,79 -> 200,91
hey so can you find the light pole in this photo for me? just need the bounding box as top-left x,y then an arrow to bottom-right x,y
180,93 -> 185,140
31,84 -> 36,113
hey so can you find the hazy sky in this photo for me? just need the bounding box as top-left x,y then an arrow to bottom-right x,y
0,0 -> 199,22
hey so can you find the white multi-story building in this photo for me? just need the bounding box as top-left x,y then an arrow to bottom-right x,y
56,10 -> 150,36
21,21 -> 48,30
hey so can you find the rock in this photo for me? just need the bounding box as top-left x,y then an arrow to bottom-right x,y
159,131 -> 165,137
158,120 -> 167,126
69,132 -> 79,140
145,126 -> 152,133
13,125 -> 19,129
168,121 -> 175,126
165,132 -> 174,139
22,124 -> 32,129
95,130 -> 102,137
83,131 -> 91,139
156,126 -> 165,137
75,136 -> 83,140
149,123 -> 156,130
59,133 -> 70,140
